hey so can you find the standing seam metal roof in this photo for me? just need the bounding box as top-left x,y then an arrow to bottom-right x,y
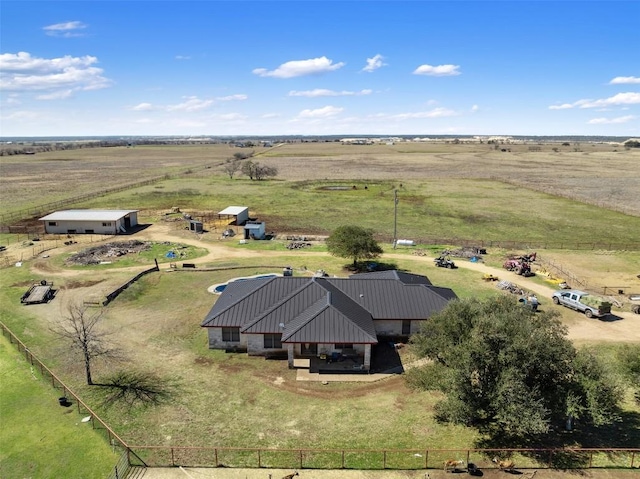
201,272 -> 457,343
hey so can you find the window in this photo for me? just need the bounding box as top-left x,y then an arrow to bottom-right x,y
48,222 -> 57,226
102,222 -> 112,227
264,333 -> 282,349
222,327 -> 240,342
335,343 -> 353,350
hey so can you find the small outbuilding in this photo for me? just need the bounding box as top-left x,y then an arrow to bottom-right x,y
39,210 -> 138,235
244,221 -> 265,240
218,206 -> 249,225
188,219 -> 204,233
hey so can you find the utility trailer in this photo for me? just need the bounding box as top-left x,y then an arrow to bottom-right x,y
21,280 -> 55,304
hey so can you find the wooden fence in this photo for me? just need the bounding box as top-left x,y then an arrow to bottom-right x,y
102,260 -> 160,306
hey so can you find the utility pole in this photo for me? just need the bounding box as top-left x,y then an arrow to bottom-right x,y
393,189 -> 398,249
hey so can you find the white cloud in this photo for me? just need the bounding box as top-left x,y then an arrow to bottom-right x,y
253,56 -> 345,78
390,107 -> 458,120
175,55 -> 191,61
298,106 -> 344,118
548,103 -> 574,110
609,76 -> 640,85
131,103 -> 155,111
43,21 -> 88,37
289,89 -> 372,97
0,52 -> 111,95
362,54 -> 385,73
471,105 -> 479,112
36,89 -> 73,100
549,92 -> 640,109
217,94 -> 248,101
166,96 -> 214,112
413,64 -> 461,76
261,113 -> 280,118
587,115 -> 635,124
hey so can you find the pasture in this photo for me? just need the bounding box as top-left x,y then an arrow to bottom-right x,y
1,140 -> 640,474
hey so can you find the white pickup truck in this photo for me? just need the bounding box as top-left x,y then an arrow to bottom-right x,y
551,290 -> 612,318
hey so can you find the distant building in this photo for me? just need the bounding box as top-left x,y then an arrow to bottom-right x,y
39,210 -> 138,235
218,206 -> 249,225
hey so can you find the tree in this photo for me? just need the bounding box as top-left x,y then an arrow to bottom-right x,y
241,160 -> 278,181
407,296 -> 621,443
52,303 -> 120,385
326,225 -> 383,268
223,158 -> 242,179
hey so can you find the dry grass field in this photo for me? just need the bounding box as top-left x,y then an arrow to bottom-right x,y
1,141 -> 639,476
1,142 -> 639,219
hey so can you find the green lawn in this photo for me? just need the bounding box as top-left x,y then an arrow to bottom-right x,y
0,335 -> 118,479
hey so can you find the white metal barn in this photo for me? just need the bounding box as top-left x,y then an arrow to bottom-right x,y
218,206 -> 249,225
39,210 -> 139,235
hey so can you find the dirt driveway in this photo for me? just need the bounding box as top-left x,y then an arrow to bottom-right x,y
24,223 -> 640,344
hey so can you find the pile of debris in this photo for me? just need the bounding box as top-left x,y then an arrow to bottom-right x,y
448,246 -> 486,259
287,241 -> 312,250
67,240 -> 151,265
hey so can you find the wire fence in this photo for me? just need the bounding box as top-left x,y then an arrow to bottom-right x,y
1,321 -> 638,475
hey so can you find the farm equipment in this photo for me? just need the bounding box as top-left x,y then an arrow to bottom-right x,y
21,280 -> 55,304
503,258 -> 534,276
434,255 -> 457,269
482,273 -> 499,282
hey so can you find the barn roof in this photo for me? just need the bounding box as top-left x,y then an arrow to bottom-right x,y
218,206 -> 248,215
201,271 -> 457,343
39,210 -> 138,222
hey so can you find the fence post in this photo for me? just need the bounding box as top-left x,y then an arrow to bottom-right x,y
341,450 -> 345,469
258,449 -> 261,468
299,450 -> 303,469
425,450 -> 428,469
215,448 -> 218,467
171,447 -> 175,467
383,451 -> 386,469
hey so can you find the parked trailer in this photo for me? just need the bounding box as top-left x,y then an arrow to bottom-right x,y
21,280 -> 54,304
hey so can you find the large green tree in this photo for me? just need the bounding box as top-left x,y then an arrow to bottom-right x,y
408,296 -> 621,443
326,225 -> 383,267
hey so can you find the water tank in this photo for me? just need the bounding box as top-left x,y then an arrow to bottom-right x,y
396,239 -> 415,246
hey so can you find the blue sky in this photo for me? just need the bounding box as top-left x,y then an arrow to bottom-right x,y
1,1 -> 639,137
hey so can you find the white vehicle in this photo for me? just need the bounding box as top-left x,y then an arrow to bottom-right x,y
551,290 -> 611,318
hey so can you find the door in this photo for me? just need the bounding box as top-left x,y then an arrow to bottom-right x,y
301,343 -> 317,356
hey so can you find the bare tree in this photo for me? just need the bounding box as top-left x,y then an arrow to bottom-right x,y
52,303 -> 120,385
223,158 -> 242,179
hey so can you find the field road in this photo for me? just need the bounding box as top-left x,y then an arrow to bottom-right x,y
24,223 -> 640,343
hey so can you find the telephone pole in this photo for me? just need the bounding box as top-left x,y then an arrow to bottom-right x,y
393,189 -> 398,249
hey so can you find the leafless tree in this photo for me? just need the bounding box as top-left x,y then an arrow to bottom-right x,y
52,303 -> 120,385
223,158 -> 242,179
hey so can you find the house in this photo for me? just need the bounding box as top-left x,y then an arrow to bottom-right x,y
201,270 -> 457,371
218,206 -> 249,225
39,209 -> 138,235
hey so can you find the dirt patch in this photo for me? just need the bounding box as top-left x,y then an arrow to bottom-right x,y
66,240 -> 150,265
194,356 -> 215,366
62,279 -> 105,289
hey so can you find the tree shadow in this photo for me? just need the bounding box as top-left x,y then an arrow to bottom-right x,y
474,410 -> 640,469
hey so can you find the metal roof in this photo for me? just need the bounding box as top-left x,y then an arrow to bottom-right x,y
218,206 -> 248,215
201,271 -> 457,343
39,210 -> 138,222
350,270 -> 433,285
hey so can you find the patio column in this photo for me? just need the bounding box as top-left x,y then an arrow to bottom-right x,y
287,344 -> 294,369
364,344 -> 372,371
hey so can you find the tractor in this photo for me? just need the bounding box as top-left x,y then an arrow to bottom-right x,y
503,258 -> 534,277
